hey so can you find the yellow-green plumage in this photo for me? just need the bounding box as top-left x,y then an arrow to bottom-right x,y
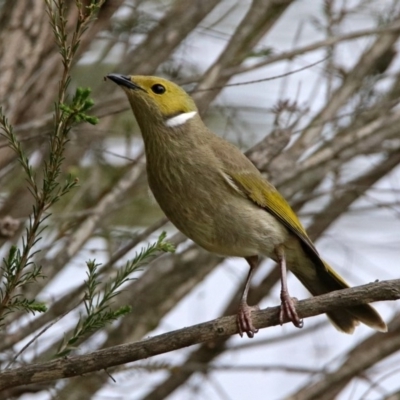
228,171 -> 385,333
107,73 -> 387,335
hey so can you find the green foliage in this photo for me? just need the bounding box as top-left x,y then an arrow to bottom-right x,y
55,232 -> 174,358
0,246 -> 47,327
60,87 -> 99,125
0,0 -> 105,328
0,112 -> 52,325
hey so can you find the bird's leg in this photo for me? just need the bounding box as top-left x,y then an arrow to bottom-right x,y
237,255 -> 259,338
275,245 -> 303,328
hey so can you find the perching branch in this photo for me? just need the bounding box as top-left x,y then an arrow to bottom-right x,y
0,279 -> 398,391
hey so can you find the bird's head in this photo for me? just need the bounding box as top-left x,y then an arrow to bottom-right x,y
107,74 -> 198,131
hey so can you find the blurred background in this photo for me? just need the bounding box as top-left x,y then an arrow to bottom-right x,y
0,0 -> 400,399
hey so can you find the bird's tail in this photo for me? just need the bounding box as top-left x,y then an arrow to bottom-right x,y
296,259 -> 387,334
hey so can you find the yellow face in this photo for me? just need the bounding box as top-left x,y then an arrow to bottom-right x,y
112,75 -> 197,119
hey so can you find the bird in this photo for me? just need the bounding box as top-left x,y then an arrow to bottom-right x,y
107,73 -> 387,338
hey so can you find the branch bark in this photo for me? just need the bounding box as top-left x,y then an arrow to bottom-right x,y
270,15 -> 400,182
193,0 -> 295,113
121,0 -> 222,75
0,279 -> 398,391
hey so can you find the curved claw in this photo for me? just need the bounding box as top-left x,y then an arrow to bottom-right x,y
279,292 -> 303,328
237,303 -> 259,338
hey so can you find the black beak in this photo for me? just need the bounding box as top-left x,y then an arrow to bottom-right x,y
106,74 -> 143,91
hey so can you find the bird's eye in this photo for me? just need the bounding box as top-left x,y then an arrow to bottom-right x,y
151,84 -> 166,94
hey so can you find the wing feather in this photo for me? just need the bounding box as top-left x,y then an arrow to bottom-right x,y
228,171 -> 320,258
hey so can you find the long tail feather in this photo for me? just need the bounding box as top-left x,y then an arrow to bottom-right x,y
293,257 -> 387,334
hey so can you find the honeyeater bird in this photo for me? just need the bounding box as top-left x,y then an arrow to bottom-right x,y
107,73 -> 387,338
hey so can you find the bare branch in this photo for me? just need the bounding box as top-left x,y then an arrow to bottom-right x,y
121,0 -> 223,75
228,21 -> 400,77
0,279 -> 398,391
193,0 -> 295,113
271,15 -> 400,180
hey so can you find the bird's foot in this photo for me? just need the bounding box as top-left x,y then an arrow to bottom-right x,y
237,302 -> 259,338
279,290 -> 303,328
